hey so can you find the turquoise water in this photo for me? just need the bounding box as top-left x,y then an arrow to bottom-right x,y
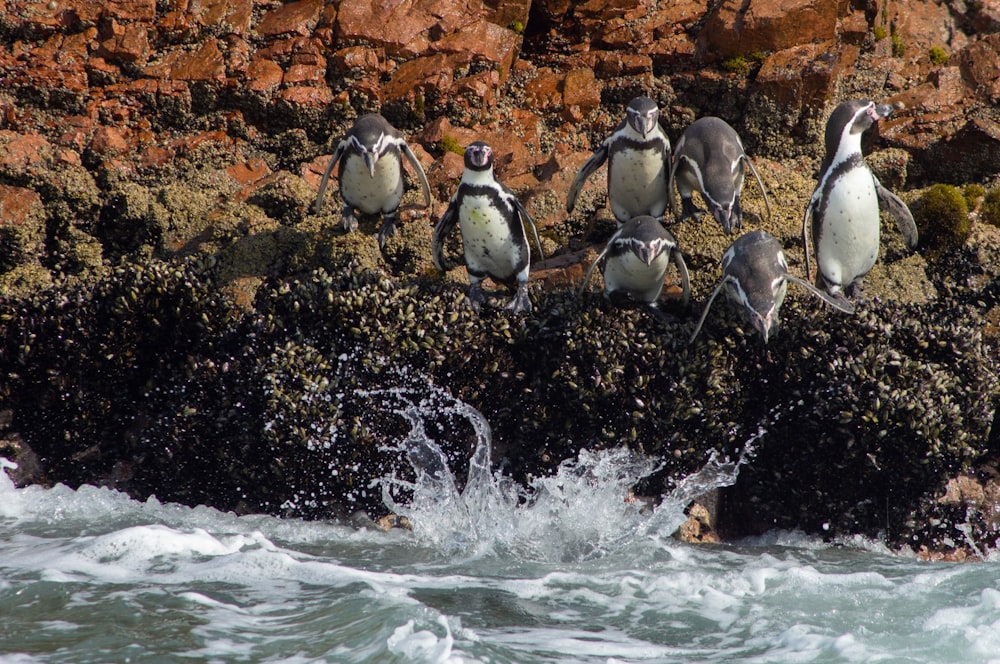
3,391 -> 1000,663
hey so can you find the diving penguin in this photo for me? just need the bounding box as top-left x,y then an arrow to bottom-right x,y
566,96 -> 672,223
432,141 -> 545,314
313,113 -> 432,247
689,230 -> 854,344
579,215 -> 691,320
668,116 -> 771,234
802,99 -> 918,307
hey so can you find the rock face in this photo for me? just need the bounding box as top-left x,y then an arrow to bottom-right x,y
0,0 -> 999,554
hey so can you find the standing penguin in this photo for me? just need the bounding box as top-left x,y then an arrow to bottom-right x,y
579,215 -> 690,319
668,116 -> 771,234
566,96 -> 672,223
802,99 -> 918,306
432,141 -> 544,314
313,113 -> 432,247
689,230 -> 854,344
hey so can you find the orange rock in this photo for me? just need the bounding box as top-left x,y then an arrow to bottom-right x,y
959,34 -> 1000,103
246,57 -> 284,94
524,68 -> 564,111
278,85 -> 334,107
752,41 -> 854,114
0,184 -> 46,265
331,46 -> 381,73
432,19 -> 522,80
483,0 -> 531,31
283,62 -> 326,87
146,39 -> 226,81
562,68 -> 602,117
190,0 -> 254,36
256,0 -> 324,38
381,53 -> 468,102
337,0 -> 486,56
701,0 -> 838,60
90,125 -> 129,156
98,19 -> 152,66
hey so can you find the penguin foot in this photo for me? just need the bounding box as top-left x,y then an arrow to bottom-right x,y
506,284 -> 532,315
377,216 -> 397,248
680,197 -> 705,221
644,304 -> 676,326
341,207 -> 360,233
466,283 -> 486,312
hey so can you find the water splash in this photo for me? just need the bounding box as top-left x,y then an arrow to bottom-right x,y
373,383 -> 758,562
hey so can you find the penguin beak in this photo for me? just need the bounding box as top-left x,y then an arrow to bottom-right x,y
363,149 -> 378,177
747,306 -> 777,343
635,243 -> 655,266
713,205 -> 735,234
869,103 -> 895,123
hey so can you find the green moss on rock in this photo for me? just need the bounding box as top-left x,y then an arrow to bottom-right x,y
914,183 -> 970,248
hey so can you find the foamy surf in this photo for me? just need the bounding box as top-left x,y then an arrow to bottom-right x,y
3,383 -> 1000,662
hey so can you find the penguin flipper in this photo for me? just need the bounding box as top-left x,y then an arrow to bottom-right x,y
432,201 -> 460,273
400,142 -> 433,209
671,249 -> 691,308
566,145 -> 608,213
874,178 -> 919,250
666,149 -> 683,217
688,279 -> 728,344
801,197 -> 816,282
514,197 -> 545,262
313,140 -> 348,214
786,274 -> 856,314
742,155 -> 772,220
578,242 -> 614,298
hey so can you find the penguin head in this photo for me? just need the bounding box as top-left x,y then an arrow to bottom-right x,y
350,113 -> 396,176
625,97 -> 660,138
464,141 -> 494,172
824,99 -> 896,161
721,231 -> 789,343
617,215 -> 676,265
702,178 -> 740,234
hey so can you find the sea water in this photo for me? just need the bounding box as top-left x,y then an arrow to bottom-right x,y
2,384 -> 1000,663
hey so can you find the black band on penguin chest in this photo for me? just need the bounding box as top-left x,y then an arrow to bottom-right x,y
609,137 -> 664,162
814,154 -> 866,240
461,184 -> 517,226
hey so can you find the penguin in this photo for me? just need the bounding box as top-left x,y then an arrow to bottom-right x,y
689,230 -> 854,344
432,141 -> 545,314
313,113 -> 432,247
566,96 -> 672,223
802,99 -> 918,307
579,215 -> 690,320
668,116 -> 771,234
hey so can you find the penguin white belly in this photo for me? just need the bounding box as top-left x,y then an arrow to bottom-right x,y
459,194 -> 522,280
608,148 -> 668,219
817,169 -> 880,287
603,252 -> 669,303
340,155 -> 403,215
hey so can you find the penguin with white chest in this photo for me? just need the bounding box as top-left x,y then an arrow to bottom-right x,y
432,142 -> 544,314
579,215 -> 690,320
566,97 -> 672,223
802,99 -> 918,307
689,230 -> 855,344
313,113 -> 432,247
669,116 -> 771,234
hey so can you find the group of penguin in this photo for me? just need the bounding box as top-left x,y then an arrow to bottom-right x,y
313,96 -> 919,344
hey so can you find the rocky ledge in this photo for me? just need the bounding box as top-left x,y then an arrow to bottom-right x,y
0,0 -> 999,557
